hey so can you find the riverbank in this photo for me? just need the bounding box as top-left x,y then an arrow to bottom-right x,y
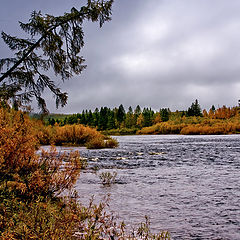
102,117 -> 240,136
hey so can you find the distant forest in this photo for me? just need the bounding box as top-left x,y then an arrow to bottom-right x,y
46,100 -> 240,134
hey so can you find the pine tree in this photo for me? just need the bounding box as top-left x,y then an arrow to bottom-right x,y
125,106 -> 134,128
107,110 -> 116,129
134,105 -> 141,127
0,0 -> 113,112
116,104 -> 125,126
98,107 -> 109,130
134,105 -> 141,116
160,108 -> 170,122
93,108 -> 100,127
187,99 -> 202,117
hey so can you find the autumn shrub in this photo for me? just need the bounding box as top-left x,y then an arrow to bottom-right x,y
180,122 -> 240,135
34,122 -> 56,145
138,116 -> 240,135
138,122 -> 185,135
85,137 -> 105,149
104,137 -> 119,148
34,122 -> 118,149
99,171 -> 117,186
0,108 -> 81,237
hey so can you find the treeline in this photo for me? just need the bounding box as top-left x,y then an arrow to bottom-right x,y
48,104 -> 171,130
47,100 -> 240,134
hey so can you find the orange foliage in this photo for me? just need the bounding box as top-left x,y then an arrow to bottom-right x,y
0,107 -> 82,200
154,113 -> 162,124
54,124 -> 103,146
208,106 -> 239,119
180,121 -> 240,135
34,122 -> 118,148
138,116 -> 240,135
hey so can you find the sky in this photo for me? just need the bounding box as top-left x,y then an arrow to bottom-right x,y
1,0 -> 240,113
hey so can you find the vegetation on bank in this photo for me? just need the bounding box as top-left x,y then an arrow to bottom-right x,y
46,100 -> 240,135
34,120 -> 118,149
0,107 -> 170,239
138,117 -> 240,135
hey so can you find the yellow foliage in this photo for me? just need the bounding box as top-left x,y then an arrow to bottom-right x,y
138,116 -> 240,135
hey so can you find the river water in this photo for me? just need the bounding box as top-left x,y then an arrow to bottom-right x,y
54,135 -> 240,240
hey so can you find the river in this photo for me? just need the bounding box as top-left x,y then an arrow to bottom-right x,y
53,135 -> 240,240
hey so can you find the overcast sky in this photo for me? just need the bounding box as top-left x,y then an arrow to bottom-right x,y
1,0 -> 240,113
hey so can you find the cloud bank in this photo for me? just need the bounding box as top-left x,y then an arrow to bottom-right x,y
1,0 -> 240,113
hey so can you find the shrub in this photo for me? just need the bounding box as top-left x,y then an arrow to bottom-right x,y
99,171 -> 117,186
0,108 -> 82,200
85,137 -> 105,149
104,137 -> 119,148
34,122 -> 119,149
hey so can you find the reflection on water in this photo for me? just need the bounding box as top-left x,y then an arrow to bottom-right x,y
48,135 -> 240,240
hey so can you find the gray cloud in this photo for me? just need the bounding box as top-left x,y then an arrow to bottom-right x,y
1,0 -> 240,113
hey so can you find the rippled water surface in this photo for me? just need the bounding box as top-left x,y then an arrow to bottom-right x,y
55,135 -> 240,239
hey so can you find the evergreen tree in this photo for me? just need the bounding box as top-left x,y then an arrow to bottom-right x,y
125,106 -> 134,128
160,108 -> 170,122
93,108 -> 100,127
48,117 -> 55,126
80,110 -> 86,125
187,99 -> 202,117
211,105 -> 216,112
142,108 -> 153,127
87,110 -> 94,127
98,107 -> 109,130
0,1 -> 113,112
107,110 -> 116,129
134,105 -> 141,116
116,104 -> 125,126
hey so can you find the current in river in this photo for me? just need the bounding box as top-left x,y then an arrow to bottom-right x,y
52,135 -> 240,240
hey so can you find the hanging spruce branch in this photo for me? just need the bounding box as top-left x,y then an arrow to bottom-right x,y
0,0 -> 114,113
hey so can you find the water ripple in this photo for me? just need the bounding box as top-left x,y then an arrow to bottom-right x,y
50,135 -> 240,240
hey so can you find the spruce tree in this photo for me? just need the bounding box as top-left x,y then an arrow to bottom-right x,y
187,99 -> 202,117
0,0 -> 113,112
116,104 -> 125,125
160,108 -> 170,122
125,106 -> 134,128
